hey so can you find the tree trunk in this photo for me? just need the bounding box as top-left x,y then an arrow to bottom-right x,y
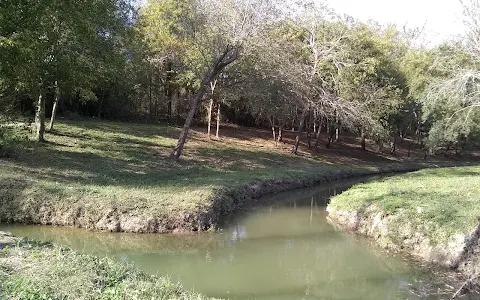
166,61 -> 173,123
97,90 -> 105,119
207,99 -> 213,139
314,116 -> 323,151
170,45 -> 238,160
149,72 -> 153,120
35,92 -> 46,142
408,139 -> 414,157
216,103 -> 220,139
277,121 -> 284,144
270,116 -> 276,146
291,108 -> 296,131
314,128 -> 322,152
170,82 -> 208,160
360,128 -> 366,151
60,91 -> 65,118
292,106 -> 309,154
334,111 -> 339,142
48,81 -> 60,132
390,135 -> 397,154
208,80 -> 216,139
326,119 -> 335,149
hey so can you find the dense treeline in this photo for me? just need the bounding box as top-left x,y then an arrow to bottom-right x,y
1,0 -> 479,159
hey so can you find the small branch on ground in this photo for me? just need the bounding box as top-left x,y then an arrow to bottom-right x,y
451,276 -> 479,299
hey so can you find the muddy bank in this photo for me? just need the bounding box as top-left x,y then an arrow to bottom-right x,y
0,161 -> 473,234
327,203 -> 480,282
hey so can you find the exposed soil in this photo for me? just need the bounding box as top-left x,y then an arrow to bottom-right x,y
327,204 -> 480,292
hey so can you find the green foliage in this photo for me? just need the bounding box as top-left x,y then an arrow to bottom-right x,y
1,0 -> 479,154
336,24 -> 407,142
0,0 -> 134,119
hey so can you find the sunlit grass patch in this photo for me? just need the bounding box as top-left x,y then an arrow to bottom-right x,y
329,166 -> 480,243
0,119 -> 471,231
0,237 -> 215,299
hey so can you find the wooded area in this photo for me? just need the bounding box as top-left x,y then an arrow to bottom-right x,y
1,0 -> 480,159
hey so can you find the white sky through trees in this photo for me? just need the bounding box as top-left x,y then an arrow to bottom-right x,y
135,0 -> 466,45
325,0 -> 465,45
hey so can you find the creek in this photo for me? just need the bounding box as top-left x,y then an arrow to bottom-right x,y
0,177 -> 461,299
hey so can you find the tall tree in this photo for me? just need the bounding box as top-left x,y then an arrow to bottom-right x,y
141,0 -> 276,160
0,0 -> 133,139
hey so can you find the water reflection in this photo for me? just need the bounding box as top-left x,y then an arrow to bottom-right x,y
0,177 -> 459,300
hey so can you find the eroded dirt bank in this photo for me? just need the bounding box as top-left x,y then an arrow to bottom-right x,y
0,161 -> 472,233
327,204 -> 480,282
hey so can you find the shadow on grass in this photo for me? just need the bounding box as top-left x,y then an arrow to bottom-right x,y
2,120 -> 421,195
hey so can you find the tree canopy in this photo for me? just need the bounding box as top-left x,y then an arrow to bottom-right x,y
1,0 -> 480,157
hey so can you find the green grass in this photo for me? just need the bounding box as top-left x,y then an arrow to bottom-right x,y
0,120 -> 469,231
0,235 -> 215,299
328,166 -> 480,243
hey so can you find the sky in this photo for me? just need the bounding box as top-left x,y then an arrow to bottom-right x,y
135,0 -> 467,45
325,0 -> 466,45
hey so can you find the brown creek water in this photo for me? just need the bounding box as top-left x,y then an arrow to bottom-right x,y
0,177 -> 466,300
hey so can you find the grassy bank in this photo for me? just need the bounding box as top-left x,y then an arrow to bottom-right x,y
327,166 -> 480,280
328,166 -> 480,244
0,232 -> 213,299
0,120 -> 475,232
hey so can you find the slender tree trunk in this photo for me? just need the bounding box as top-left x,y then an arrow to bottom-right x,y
360,128 -> 366,151
306,115 -> 312,149
314,116 -> 323,151
314,127 -> 322,152
35,92 -> 46,142
149,72 -> 153,120
97,90 -> 105,119
154,88 -> 158,119
277,121 -> 284,144
270,116 -> 276,146
170,82 -> 208,160
216,103 -> 220,139
60,91 -> 65,118
166,61 -> 173,123
207,99 -> 213,139
170,46 -> 238,160
334,111 -> 339,142
291,108 -> 296,131
408,139 -> 414,157
207,80 -> 216,139
390,135 -> 397,154
326,119 -> 335,149
292,106 -> 309,154
48,81 -> 60,131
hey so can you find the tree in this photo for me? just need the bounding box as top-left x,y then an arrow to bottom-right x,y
336,24 -> 407,151
141,0 -> 276,160
285,3 -> 350,154
419,1 -> 480,154
0,0 -> 133,140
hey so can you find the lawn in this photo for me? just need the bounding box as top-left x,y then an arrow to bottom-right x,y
0,120 -> 471,232
328,166 -> 480,243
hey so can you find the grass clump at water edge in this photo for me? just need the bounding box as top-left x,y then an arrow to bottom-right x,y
0,234 -> 215,299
